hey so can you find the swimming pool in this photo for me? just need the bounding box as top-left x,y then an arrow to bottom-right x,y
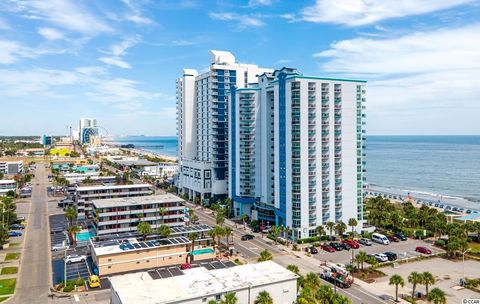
76,230 -> 94,241
192,248 -> 214,255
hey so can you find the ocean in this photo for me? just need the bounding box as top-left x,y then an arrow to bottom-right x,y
366,135 -> 480,203
113,135 -> 480,203
112,136 -> 178,157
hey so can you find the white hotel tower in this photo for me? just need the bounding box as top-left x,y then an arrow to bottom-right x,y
176,51 -> 273,200
229,68 -> 366,240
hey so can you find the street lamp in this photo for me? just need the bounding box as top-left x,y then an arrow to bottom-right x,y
461,248 -> 471,285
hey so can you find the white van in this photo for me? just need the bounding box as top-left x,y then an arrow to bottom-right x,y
372,233 -> 390,245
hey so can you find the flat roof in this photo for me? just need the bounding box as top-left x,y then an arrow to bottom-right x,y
93,194 -> 184,208
114,159 -> 156,166
76,183 -> 152,192
92,236 -> 191,256
110,261 -> 297,304
0,180 -> 15,184
455,213 -> 480,221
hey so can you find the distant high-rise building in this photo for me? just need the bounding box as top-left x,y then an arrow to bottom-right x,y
229,68 -> 367,239
176,50 -> 273,201
42,134 -> 53,147
79,118 -> 98,144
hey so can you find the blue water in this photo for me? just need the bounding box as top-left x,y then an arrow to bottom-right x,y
112,136 -> 178,157
366,135 -> 480,201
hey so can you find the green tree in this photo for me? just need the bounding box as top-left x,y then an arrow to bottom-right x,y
284,226 -> 291,247
216,212 -> 226,226
188,232 -> 199,262
258,249 -> 273,262
64,206 -> 78,227
316,225 -> 325,243
355,251 -> 368,270
286,264 -> 300,275
334,294 -> 351,304
159,207 -> 167,224
303,272 -> 321,289
68,225 -> 81,248
335,221 -> 347,238
241,214 -> 248,230
209,226 -> 224,253
224,227 -> 233,245
316,284 -> 334,304
427,288 -> 446,304
137,221 -> 152,241
408,271 -> 422,299
157,224 -> 171,238
254,291 -> 273,304
271,225 -> 283,245
220,292 -> 237,304
326,221 -> 335,240
421,271 -> 435,297
348,218 -> 358,238
389,274 -> 405,302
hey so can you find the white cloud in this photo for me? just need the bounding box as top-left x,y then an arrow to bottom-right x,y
170,39 -> 196,46
99,57 -> 132,69
125,14 -> 153,25
38,27 -> 64,40
0,17 -> 10,29
120,0 -> 154,25
302,0 -> 474,26
110,35 -> 141,57
0,39 -> 65,64
315,24 -> 480,134
7,0 -> 111,34
209,12 -> 264,28
75,66 -> 107,76
248,0 -> 275,6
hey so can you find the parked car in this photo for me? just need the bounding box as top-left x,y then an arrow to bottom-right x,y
329,242 -> 344,251
180,263 -> 191,270
372,233 -> 390,245
358,238 -> 372,246
9,224 -> 24,230
394,232 -> 407,241
369,253 -> 388,263
415,246 -> 432,254
252,227 -> 261,233
8,231 -> 22,237
384,251 -> 398,261
439,204 -> 444,208
387,235 -> 400,242
321,244 -> 336,253
339,242 -> 351,250
434,203 -> 439,207
241,234 -> 255,241
65,254 -> 86,264
88,275 -> 100,288
16,216 -> 26,221
309,247 -> 318,254
342,239 -> 360,249
466,209 -> 472,214
52,242 -> 69,251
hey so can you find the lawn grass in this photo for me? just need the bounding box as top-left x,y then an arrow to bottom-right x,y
0,296 -> 9,302
8,243 -> 20,248
0,267 -> 17,275
49,148 -> 71,156
469,242 -> 480,254
4,253 -> 20,261
0,278 -> 16,295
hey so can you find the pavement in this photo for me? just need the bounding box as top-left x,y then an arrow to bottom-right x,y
7,163 -> 51,304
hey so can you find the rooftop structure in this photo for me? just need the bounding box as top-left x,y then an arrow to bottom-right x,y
0,161 -> 23,175
110,261 -> 298,304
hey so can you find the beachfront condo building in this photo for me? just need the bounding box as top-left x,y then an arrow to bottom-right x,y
229,68 -> 366,240
91,194 -> 187,235
79,117 -> 99,144
176,50 -> 273,200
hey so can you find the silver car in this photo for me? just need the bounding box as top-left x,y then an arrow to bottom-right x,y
359,238 -> 372,246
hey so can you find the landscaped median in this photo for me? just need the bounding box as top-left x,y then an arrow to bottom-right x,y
0,267 -> 17,275
4,253 -> 20,261
0,278 -> 17,301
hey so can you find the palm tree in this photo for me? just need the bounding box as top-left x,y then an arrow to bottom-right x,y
355,251 -> 368,270
335,221 -> 347,239
389,274 -> 405,302
316,225 -> 325,243
316,285 -> 334,304
421,271 -> 435,297
241,214 -> 248,230
188,232 -> 199,262
220,292 -> 237,304
286,264 -> 300,275
334,294 -> 351,304
137,221 -> 152,241
224,227 -> 233,245
64,207 -> 78,227
427,288 -> 446,304
208,300 -> 217,304
157,224 -> 171,238
159,207 -> 167,224
68,225 -> 81,248
254,291 -> 273,304
284,226 -> 291,247
408,271 -> 422,299
271,225 -> 283,245
303,272 -> 321,289
326,221 -> 335,240
348,218 -> 358,238
258,249 -> 273,262
216,212 -> 226,226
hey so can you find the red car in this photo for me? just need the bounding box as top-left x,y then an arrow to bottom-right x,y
342,239 -> 360,249
388,235 -> 400,242
415,246 -> 432,254
321,244 -> 336,253
180,263 -> 192,270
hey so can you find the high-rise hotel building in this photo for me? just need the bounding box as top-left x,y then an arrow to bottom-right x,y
229,68 -> 366,240
176,51 -> 273,200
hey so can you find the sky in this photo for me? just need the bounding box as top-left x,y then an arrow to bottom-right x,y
0,0 -> 479,136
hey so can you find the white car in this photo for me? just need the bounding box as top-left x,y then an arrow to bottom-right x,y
65,254 -> 86,264
16,216 -> 26,221
372,253 -> 388,263
51,242 -> 69,251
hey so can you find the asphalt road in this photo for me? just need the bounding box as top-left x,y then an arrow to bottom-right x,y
10,163 -> 51,304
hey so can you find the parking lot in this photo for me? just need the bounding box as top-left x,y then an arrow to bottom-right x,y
311,238 -> 444,265
147,260 -> 237,280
